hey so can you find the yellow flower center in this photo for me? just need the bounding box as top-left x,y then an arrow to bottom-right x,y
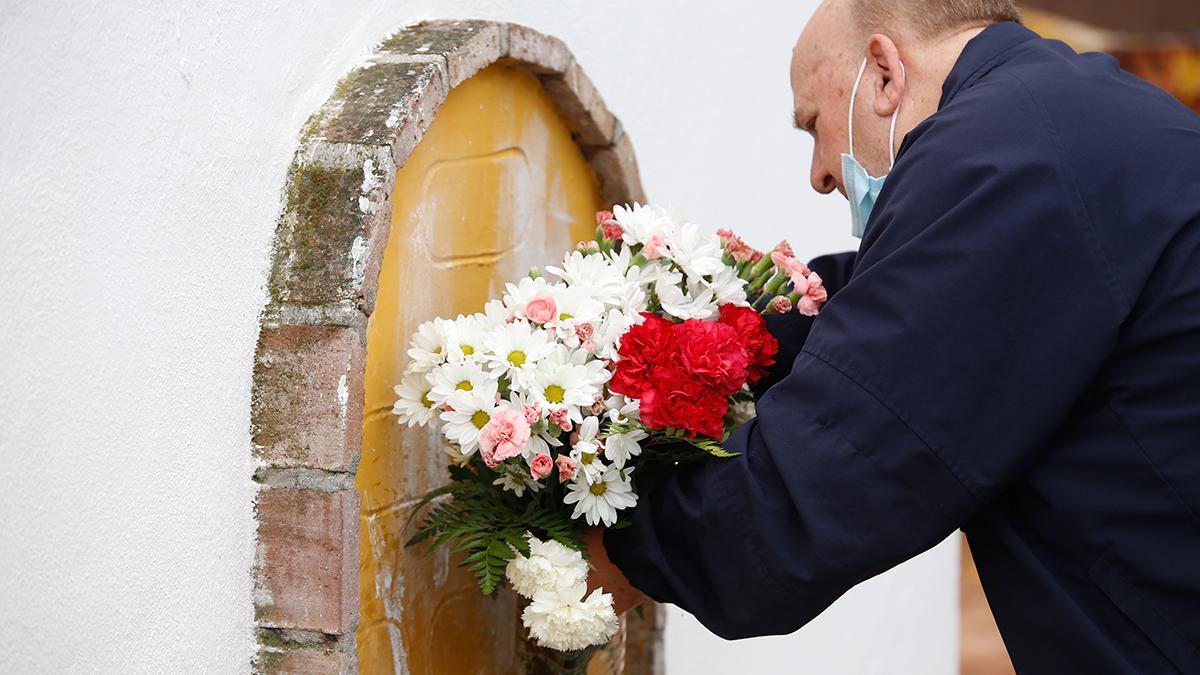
456,380 -> 473,391
589,482 -> 608,496
559,312 -> 573,321
581,452 -> 596,465
420,391 -> 434,408
544,384 -> 565,404
433,347 -> 443,354
471,410 -> 490,429
461,344 -> 475,356
507,350 -> 526,367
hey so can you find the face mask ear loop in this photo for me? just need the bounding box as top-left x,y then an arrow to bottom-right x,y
887,60 -> 907,169
847,58 -> 868,160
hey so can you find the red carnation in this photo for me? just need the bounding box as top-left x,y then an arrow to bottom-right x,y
610,313 -> 676,397
639,367 -> 729,439
673,318 -> 751,396
718,304 -> 779,383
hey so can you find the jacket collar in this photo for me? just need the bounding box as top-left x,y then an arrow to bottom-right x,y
939,21 -> 1039,109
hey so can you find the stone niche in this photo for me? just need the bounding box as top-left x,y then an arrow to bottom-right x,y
249,19 -> 662,675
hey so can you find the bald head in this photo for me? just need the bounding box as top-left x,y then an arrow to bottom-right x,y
790,0 -> 1005,198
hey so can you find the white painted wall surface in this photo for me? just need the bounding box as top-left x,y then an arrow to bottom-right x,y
0,1 -> 958,673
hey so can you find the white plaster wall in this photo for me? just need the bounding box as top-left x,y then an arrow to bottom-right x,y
0,1 -> 957,672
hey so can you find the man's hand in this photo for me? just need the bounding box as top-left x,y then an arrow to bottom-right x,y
583,527 -> 645,615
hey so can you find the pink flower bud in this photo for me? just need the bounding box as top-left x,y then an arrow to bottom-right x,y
770,296 -> 793,313
643,233 -> 666,259
595,210 -> 614,225
523,403 -> 542,425
530,453 -> 553,479
602,222 -> 624,240
548,407 -> 572,431
524,294 -> 557,324
555,455 -> 577,482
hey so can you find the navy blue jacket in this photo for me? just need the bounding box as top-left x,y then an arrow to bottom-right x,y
606,22 -> 1200,673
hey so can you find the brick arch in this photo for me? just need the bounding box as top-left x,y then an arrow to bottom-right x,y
249,20 -> 656,673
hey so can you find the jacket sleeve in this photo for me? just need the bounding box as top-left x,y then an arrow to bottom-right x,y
603,78 -> 1125,639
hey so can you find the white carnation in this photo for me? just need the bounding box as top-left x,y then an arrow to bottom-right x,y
505,535 -> 588,599
521,583 -> 619,652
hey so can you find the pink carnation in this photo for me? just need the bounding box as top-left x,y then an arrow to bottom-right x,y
479,408 -> 531,468
724,233 -> 758,263
595,210 -> 615,225
773,240 -> 795,258
796,271 -> 828,316
643,233 -> 666,259
716,228 -> 735,242
602,221 -> 624,240
525,294 -> 557,324
548,407 -> 572,431
530,453 -> 553,479
555,455 -> 577,482
522,402 -> 542,425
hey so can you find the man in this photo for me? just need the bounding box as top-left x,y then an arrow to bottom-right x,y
591,0 -> 1200,672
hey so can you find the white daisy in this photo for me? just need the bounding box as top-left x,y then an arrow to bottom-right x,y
521,583 -> 619,651
604,393 -> 641,424
481,298 -> 512,326
526,350 -> 604,424
546,251 -> 626,306
392,371 -> 437,427
603,427 -> 647,468
428,361 -> 493,405
502,276 -> 559,320
405,318 -> 449,373
439,382 -> 499,456
666,221 -> 726,282
443,314 -> 486,363
655,269 -> 717,321
482,320 -> 556,387
569,416 -> 607,484
549,285 -> 604,346
592,308 -> 633,362
505,534 -> 588,599
563,466 -> 637,527
705,265 -> 749,307
492,466 -> 543,498
612,202 -> 675,246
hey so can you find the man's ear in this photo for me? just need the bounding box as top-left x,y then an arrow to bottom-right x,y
866,34 -> 905,118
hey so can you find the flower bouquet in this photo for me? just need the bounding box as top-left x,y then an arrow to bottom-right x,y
394,203 -> 826,662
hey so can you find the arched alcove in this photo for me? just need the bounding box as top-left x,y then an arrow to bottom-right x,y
249,20 -> 659,673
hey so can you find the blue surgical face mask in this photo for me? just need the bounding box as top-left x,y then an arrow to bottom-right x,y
841,58 -> 903,238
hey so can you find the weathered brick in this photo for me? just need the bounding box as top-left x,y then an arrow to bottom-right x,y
542,60 -> 618,147
252,325 -> 364,472
309,60 -> 443,148
585,131 -> 648,207
268,157 -> 391,310
255,488 -> 360,634
379,20 -> 506,88
254,647 -> 354,675
505,23 -> 572,74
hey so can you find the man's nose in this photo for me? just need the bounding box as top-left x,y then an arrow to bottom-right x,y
810,154 -> 837,194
